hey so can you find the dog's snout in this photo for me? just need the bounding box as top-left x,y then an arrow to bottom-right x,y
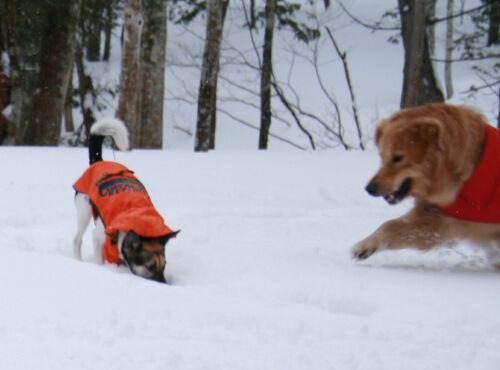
365,181 -> 380,196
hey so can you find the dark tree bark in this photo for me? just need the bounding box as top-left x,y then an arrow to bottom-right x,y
24,1 -> 82,145
103,0 -> 114,61
5,0 -> 46,144
249,0 -> 256,29
136,0 -> 167,149
0,73 -> 8,143
116,0 -> 143,148
208,0 -> 229,150
399,0 -> 444,108
497,87 -> 500,128
258,0 -> 276,150
195,0 -> 224,152
486,0 -> 500,45
64,65 -> 75,133
86,3 -> 102,61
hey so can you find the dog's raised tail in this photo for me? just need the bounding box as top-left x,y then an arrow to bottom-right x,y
89,118 -> 129,164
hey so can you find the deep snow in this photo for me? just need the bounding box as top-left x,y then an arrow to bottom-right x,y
0,147 -> 499,370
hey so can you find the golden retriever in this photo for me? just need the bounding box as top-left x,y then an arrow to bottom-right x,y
352,103 -> 500,267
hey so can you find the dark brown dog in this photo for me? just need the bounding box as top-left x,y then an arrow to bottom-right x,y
352,103 -> 500,267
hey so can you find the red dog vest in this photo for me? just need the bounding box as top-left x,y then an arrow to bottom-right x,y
73,161 -> 175,263
439,124 -> 500,223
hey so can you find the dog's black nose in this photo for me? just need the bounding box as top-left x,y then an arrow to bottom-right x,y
365,182 -> 379,196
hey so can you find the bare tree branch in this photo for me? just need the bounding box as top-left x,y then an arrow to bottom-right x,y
325,26 -> 364,150
336,1 -> 400,31
218,107 -> 308,150
271,80 -> 316,150
428,4 -> 488,25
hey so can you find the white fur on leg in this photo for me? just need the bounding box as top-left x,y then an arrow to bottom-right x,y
93,217 -> 106,265
73,193 -> 92,260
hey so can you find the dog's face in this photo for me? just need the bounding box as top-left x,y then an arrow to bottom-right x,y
366,117 -> 445,205
121,231 -> 176,283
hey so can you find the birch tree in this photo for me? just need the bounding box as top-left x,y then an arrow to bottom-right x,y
195,0 -> 224,152
445,0 -> 454,98
117,0 -> 143,148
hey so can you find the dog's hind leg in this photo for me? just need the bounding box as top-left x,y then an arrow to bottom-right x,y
92,217 -> 106,264
74,193 -> 92,260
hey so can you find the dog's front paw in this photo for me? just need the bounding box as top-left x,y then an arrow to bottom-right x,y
351,240 -> 378,260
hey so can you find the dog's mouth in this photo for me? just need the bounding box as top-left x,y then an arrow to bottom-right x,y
384,178 -> 412,205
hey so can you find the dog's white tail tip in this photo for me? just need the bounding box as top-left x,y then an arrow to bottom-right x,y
90,118 -> 129,151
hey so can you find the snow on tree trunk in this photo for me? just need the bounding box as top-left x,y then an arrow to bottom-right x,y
116,0 -> 143,149
258,0 -> 275,150
75,44 -> 97,142
24,1 -> 82,145
136,0 -> 167,149
195,0 -> 223,152
399,0 -> 444,109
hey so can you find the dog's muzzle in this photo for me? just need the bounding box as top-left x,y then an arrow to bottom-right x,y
365,178 -> 412,205
384,178 -> 412,205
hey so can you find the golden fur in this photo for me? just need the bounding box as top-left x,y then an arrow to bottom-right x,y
352,103 -> 500,266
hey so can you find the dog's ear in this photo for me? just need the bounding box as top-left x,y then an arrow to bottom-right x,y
159,230 -> 181,245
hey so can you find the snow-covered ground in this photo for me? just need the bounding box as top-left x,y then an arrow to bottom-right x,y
1,147 -> 499,369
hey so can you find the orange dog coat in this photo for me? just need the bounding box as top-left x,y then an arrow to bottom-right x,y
74,161 -> 175,263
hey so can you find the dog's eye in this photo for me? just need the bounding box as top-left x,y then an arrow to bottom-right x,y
392,155 -> 404,163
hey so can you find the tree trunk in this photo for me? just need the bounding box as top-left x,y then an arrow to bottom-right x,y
258,0 -> 275,150
5,0 -> 45,144
24,1 -> 82,145
86,2 -> 102,62
487,0 -> 500,46
497,87 -> 500,128
195,0 -> 224,152
116,0 -> 143,148
249,0 -> 256,29
103,0 -> 114,61
445,0 -> 454,98
208,0 -> 229,150
64,66 -> 75,132
399,0 -> 444,109
426,0 -> 436,55
136,0 -> 167,149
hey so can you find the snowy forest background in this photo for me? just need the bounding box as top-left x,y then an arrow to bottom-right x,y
0,0 -> 498,151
